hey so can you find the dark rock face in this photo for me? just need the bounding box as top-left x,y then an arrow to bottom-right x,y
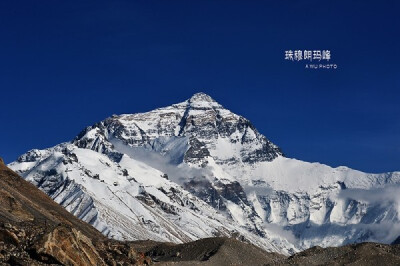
184,137 -> 210,166
73,120 -> 125,163
137,189 -> 178,215
0,158 -> 150,265
241,135 -> 282,164
17,149 -> 42,163
183,178 -> 227,212
214,181 -> 249,205
179,95 -> 283,164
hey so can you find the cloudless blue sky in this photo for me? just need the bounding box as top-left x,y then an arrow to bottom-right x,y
0,0 -> 399,173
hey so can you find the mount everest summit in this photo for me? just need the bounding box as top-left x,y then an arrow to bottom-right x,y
9,92 -> 400,255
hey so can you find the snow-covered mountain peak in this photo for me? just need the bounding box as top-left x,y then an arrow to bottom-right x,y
9,92 -> 400,255
71,92 -> 283,168
189,92 -> 214,101
187,92 -> 222,109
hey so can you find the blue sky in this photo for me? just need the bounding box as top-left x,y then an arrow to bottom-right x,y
0,1 -> 399,173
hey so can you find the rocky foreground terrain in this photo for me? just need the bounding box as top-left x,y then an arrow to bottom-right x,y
133,238 -> 400,265
1,158 -> 400,265
0,158 -> 151,265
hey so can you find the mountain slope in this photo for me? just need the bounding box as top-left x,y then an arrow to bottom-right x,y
0,158 -> 150,265
9,92 -> 400,254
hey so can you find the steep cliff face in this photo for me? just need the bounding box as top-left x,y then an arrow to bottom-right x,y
9,93 -> 400,254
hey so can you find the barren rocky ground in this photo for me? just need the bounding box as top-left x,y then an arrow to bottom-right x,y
135,238 -> 400,266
